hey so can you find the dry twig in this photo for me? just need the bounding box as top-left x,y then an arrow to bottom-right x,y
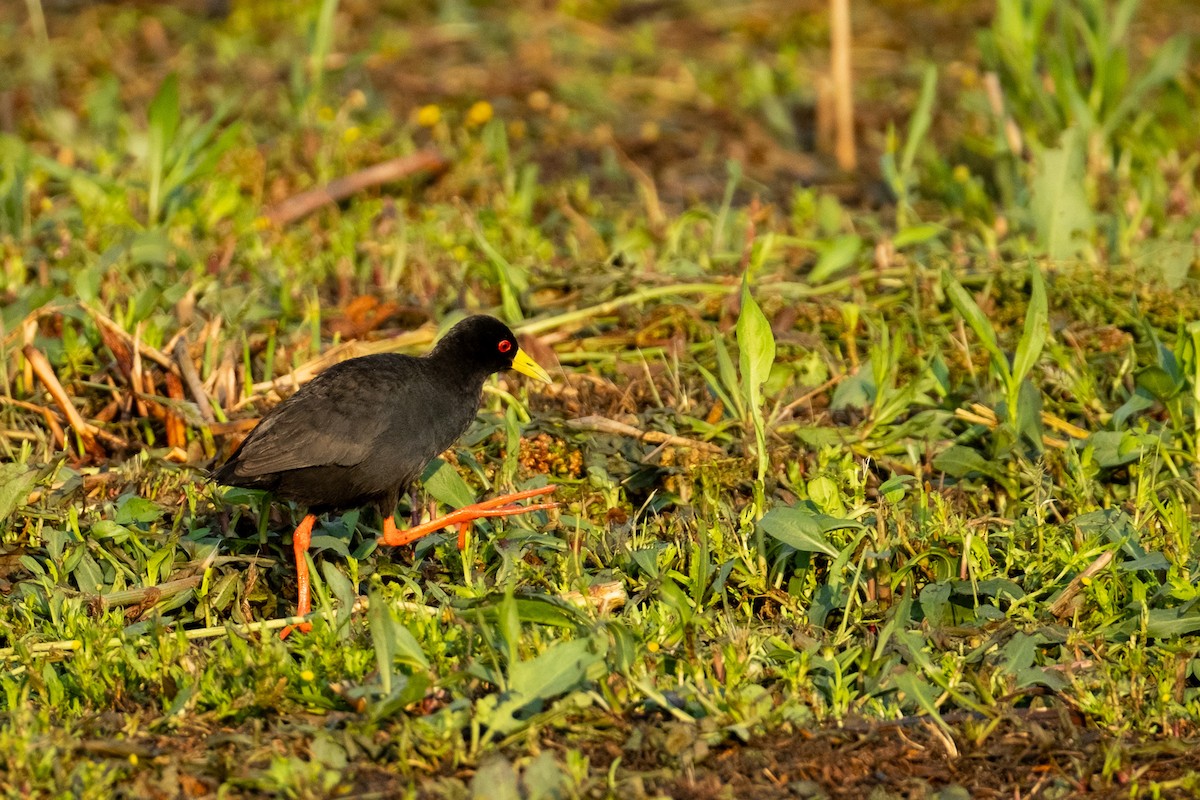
566,415 -> 725,455
173,339 -> 215,423
85,305 -> 176,371
1049,549 -> 1115,619
23,344 -> 104,457
263,149 -> 449,226
954,403 -> 1071,450
89,575 -> 204,610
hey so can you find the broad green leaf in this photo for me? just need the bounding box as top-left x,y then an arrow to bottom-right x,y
944,275 -> 1007,380
471,595 -> 589,629
421,458 -> 476,508
389,620 -> 430,670
963,578 -> 1024,601
147,73 -> 180,151
758,507 -> 860,558
1141,241 -> 1196,290
130,284 -> 163,323
319,561 -> 355,633
309,534 -> 351,557
1142,608 -> 1200,639
1000,631 -> 1037,674
497,590 -> 521,661
1070,508 -> 1139,547
1010,264 -> 1048,387
488,635 -> 606,737
1136,365 -> 1182,401
711,334 -> 745,419
0,464 -> 37,525
130,230 -> 171,266
1112,389 -> 1154,430
932,444 -> 1005,481
146,73 -> 179,224
1030,127 -> 1094,260
899,64 -> 937,178
471,758 -> 521,800
830,360 -> 876,410
805,476 -> 842,515
892,668 -> 953,734
522,751 -> 568,800
893,223 -> 944,249
470,223 -> 525,324
1014,379 -> 1044,452
1121,552 -> 1170,572
508,635 -> 603,699
736,277 -> 776,412
1015,667 -> 1067,692
320,561 -> 357,616
919,582 -> 951,627
73,552 -> 103,593
631,547 -> 662,579
90,519 -> 132,540
879,475 -> 918,503
1081,430 -> 1145,469
368,673 -> 431,722
114,494 -> 163,525
368,584 -> 396,695
1103,35 -> 1189,139
146,545 -> 175,585
808,235 -> 862,284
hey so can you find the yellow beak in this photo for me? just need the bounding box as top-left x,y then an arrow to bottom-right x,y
510,346 -> 553,383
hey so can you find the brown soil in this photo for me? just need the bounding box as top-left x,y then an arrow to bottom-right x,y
71,709 -> 1200,799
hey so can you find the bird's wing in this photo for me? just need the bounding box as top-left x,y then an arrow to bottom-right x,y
227,359 -> 407,477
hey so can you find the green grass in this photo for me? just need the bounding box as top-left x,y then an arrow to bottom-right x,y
2,0 -> 1200,796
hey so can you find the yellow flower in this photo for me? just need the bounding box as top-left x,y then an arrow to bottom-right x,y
300,669 -> 315,682
342,126 -> 361,144
953,164 -> 970,183
416,104 -> 441,127
466,100 -> 493,127
646,641 -> 660,653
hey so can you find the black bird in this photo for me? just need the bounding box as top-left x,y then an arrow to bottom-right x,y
214,315 -> 557,634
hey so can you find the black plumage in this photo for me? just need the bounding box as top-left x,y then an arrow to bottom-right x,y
214,314 -> 556,634
217,317 -> 513,513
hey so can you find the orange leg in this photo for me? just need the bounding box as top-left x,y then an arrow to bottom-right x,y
280,514 -> 317,639
379,485 -> 558,548
280,487 -> 558,640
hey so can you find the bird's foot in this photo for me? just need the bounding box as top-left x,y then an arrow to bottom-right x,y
378,485 -> 559,548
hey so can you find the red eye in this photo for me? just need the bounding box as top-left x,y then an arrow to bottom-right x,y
498,340 -> 513,354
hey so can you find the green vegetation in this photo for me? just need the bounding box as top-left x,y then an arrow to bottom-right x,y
1,0 -> 1199,796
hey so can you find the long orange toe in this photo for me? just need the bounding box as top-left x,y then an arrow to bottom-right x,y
379,486 -> 559,548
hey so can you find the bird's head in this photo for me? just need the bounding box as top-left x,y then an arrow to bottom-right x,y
435,315 -> 552,383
